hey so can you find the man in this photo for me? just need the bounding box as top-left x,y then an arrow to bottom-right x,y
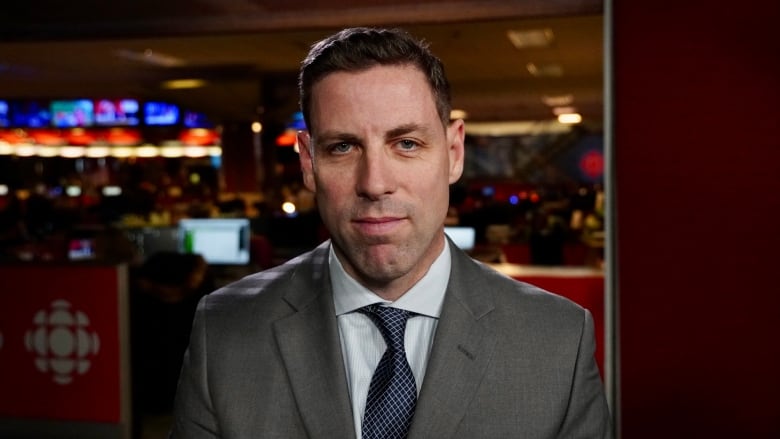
170,27 -> 612,438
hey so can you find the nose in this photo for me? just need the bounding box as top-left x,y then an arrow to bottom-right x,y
355,148 -> 397,200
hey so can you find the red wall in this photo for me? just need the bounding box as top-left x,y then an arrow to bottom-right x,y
614,1 -> 780,437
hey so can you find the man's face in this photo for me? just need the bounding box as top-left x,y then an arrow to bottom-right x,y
299,64 -> 464,299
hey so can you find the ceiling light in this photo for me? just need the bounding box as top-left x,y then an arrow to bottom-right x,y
114,49 -> 186,67
465,120 -> 572,136
506,29 -> 554,49
552,106 -> 578,116
161,79 -> 207,89
86,146 -> 110,158
37,146 -> 59,157
542,94 -> 574,107
450,109 -> 468,120
60,146 -> 86,158
111,147 -> 134,158
527,62 -> 564,77
15,144 -> 37,156
136,145 -> 159,157
557,113 -> 582,124
161,146 -> 184,157
102,186 -> 122,197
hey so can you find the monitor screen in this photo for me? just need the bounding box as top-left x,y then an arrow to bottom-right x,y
183,110 -> 215,128
444,226 -> 476,251
144,101 -> 180,126
178,218 -> 250,265
51,99 -> 95,128
94,98 -> 140,126
68,238 -> 97,260
11,100 -> 52,127
0,100 -> 9,127
124,226 -> 180,261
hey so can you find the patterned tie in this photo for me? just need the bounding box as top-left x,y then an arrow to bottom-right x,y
361,305 -> 417,439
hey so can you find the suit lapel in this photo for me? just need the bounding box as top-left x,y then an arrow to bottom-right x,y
409,245 -> 498,439
273,245 -> 356,439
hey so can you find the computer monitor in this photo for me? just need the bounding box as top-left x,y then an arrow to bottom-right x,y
178,218 -> 251,265
444,226 -> 476,251
124,226 -> 181,261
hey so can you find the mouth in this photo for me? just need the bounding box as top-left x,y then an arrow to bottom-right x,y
353,216 -> 406,237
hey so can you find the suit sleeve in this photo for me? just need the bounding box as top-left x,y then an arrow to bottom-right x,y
169,296 -> 221,438
557,309 -> 613,438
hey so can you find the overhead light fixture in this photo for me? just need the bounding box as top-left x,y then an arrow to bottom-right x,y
60,146 -> 86,158
542,94 -> 574,107
136,145 -> 159,157
15,144 -> 37,157
37,146 -> 59,157
450,109 -> 468,120
102,186 -> 122,197
465,120 -> 572,136
506,28 -> 554,49
527,62 -> 564,77
111,147 -> 134,158
552,106 -> 578,116
86,146 -> 111,158
557,113 -> 582,124
161,78 -> 207,89
114,49 -> 186,67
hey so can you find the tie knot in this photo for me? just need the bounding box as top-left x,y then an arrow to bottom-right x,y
361,305 -> 410,351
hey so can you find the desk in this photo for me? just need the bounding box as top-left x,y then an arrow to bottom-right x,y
489,263 -> 606,373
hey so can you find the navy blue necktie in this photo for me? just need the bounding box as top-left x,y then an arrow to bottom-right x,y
361,305 -> 417,439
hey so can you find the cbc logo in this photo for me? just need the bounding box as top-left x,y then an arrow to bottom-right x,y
25,299 -> 101,385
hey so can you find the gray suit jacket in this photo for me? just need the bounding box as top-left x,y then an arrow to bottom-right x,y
171,239 -> 612,438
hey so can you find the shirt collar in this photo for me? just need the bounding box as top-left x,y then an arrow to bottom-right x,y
330,240 -> 451,319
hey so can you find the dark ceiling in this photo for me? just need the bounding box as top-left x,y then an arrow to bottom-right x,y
0,0 -> 604,131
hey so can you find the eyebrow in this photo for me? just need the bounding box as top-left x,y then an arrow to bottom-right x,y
385,123 -> 426,140
314,123 -> 433,146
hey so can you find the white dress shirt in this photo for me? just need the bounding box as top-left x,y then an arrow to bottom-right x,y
330,242 -> 451,439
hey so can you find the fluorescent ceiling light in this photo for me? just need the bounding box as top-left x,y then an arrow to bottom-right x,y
450,109 -> 468,120
507,29 -> 554,49
115,49 -> 186,67
465,120 -> 572,136
161,79 -> 207,89
557,113 -> 582,124
542,94 -> 574,107
552,106 -> 578,115
527,62 -> 564,77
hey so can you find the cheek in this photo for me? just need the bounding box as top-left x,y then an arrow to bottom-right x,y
313,173 -> 351,208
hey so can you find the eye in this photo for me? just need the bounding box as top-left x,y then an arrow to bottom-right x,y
329,142 -> 354,154
397,139 -> 420,151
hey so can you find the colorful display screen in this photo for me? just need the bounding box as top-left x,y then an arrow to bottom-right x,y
10,101 -> 52,127
0,100 -> 9,127
183,110 -> 214,128
94,99 -> 140,126
144,101 -> 180,126
51,99 -> 95,127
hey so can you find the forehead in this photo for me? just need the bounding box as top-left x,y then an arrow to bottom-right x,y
309,65 -> 440,133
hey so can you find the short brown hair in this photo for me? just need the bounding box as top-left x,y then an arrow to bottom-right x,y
299,27 -> 452,131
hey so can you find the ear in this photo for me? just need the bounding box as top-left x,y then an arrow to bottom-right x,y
446,119 -> 465,184
297,131 -> 317,192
